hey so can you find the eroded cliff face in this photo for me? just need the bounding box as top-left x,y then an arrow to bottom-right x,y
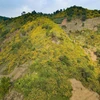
61,17 -> 100,32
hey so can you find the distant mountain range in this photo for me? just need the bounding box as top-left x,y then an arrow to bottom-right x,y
1,6 -> 100,21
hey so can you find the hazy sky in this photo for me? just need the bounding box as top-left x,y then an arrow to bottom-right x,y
0,0 -> 100,17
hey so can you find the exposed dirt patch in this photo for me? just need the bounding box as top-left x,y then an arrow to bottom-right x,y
61,17 -> 100,32
61,18 -> 67,26
84,48 -> 97,61
0,66 -> 28,81
0,65 -> 7,75
3,30 -> 19,44
4,90 -> 23,100
52,40 -> 60,44
70,79 -> 100,100
10,67 -> 27,81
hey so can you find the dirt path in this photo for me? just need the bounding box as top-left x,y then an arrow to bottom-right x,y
0,62 -> 32,81
61,18 -> 67,26
0,66 -> 27,81
10,67 -> 27,81
70,79 -> 100,100
4,90 -> 24,100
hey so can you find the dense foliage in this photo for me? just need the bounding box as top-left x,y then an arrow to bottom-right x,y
51,6 -> 100,23
0,16 -> 9,21
0,6 -> 100,100
0,77 -> 11,99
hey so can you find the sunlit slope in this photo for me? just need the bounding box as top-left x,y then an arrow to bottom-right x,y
0,17 -> 100,100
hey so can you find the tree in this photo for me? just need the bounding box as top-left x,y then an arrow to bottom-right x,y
81,15 -> 87,21
32,10 -> 36,14
21,11 -> 26,15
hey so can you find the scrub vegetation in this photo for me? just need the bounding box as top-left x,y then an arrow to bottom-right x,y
0,6 -> 100,100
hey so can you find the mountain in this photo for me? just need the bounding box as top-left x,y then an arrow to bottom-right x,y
0,6 -> 100,100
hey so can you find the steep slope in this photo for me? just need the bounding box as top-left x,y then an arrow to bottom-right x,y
0,13 -> 38,43
63,25 -> 100,64
0,16 -> 100,100
60,16 -> 100,99
61,17 -> 100,32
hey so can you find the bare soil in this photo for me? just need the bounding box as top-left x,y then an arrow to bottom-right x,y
84,48 -> 97,61
0,66 -> 27,81
61,17 -> 100,32
70,79 -> 100,100
4,90 -> 23,100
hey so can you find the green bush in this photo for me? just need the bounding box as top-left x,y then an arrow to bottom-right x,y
78,67 -> 94,82
15,74 -> 37,96
97,24 -> 100,31
95,49 -> 100,57
90,35 -> 94,39
98,74 -> 100,83
67,17 -> 72,22
82,23 -> 84,27
53,18 -> 64,24
81,15 -> 87,21
42,24 -> 52,30
11,42 -> 21,53
0,77 -> 11,99
62,25 -> 67,29
59,56 -> 72,66
0,29 -> 10,38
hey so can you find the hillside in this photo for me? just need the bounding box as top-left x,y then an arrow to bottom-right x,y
60,17 -> 100,64
0,7 -> 100,100
50,6 -> 100,24
0,16 -> 9,21
60,17 -> 100,32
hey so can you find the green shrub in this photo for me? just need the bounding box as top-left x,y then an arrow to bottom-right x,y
88,65 -> 94,70
82,23 -> 84,27
53,18 -> 64,24
98,74 -> 100,83
0,77 -> 11,99
0,29 -> 10,38
81,15 -> 87,21
67,17 -> 72,22
97,58 -> 100,64
90,35 -> 94,39
20,29 -> 26,36
95,49 -> 100,57
62,25 -> 67,29
97,24 -> 100,31
59,56 -> 71,66
42,24 -> 52,30
15,74 -> 38,96
11,42 -> 21,53
78,67 -> 94,82
75,23 -> 77,25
